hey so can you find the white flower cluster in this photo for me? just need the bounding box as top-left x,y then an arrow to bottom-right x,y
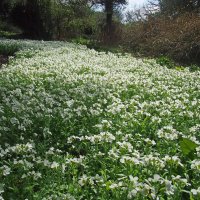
78,174 -> 104,186
191,187 -> 200,196
0,142 -> 35,157
157,126 -> 180,140
191,159 -> 200,171
67,132 -> 116,144
0,39 -> 200,199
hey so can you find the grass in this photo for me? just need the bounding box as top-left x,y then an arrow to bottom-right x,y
0,39 -> 200,200
0,31 -> 19,38
0,42 -> 20,56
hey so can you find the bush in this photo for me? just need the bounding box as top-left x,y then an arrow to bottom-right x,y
97,20 -> 124,45
122,13 -> 200,65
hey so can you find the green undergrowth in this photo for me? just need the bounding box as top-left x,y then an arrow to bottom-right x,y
0,42 -> 20,56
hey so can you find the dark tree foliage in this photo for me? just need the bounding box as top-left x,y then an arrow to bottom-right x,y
0,0 -> 126,40
0,0 -> 93,39
0,0 -> 11,18
88,0 -> 127,43
92,0 -> 127,30
10,0 -> 51,39
152,0 -> 200,16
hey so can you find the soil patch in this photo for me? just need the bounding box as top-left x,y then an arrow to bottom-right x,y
0,54 -> 8,68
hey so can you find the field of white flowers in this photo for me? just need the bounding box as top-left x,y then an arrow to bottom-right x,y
0,39 -> 200,200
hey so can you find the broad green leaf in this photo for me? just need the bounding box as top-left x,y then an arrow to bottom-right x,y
180,138 -> 198,155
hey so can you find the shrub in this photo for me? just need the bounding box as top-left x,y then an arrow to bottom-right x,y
122,13 -> 200,65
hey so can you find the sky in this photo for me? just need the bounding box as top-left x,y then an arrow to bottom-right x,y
94,0 -> 148,12
127,0 -> 148,9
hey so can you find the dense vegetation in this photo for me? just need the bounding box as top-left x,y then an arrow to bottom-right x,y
0,1 -> 200,199
0,0 -> 200,65
0,39 -> 200,199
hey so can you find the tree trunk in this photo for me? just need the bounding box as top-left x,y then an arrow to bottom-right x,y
197,0 -> 200,8
105,0 -> 113,31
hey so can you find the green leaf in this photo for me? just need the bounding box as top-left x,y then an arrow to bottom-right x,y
105,181 -> 112,191
180,138 -> 198,155
0,183 -> 4,192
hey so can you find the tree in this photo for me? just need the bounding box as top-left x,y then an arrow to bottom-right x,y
149,0 -> 200,16
0,0 -> 95,39
91,0 -> 127,32
10,0 -> 54,39
0,0 -> 13,19
56,0 -> 94,38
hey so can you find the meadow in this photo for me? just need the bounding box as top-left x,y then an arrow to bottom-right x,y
0,39 -> 200,200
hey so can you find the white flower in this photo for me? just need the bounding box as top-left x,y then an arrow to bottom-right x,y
191,188 -> 200,195
153,174 -> 161,182
165,180 -> 174,195
144,138 -> 156,146
127,189 -> 138,199
129,175 -> 139,184
109,183 -> 118,189
78,175 -> 88,186
2,166 -> 11,176
191,159 -> 200,170
50,161 -> 59,169
117,141 -> 133,152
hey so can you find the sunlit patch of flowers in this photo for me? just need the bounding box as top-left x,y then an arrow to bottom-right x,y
0,39 -> 200,199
